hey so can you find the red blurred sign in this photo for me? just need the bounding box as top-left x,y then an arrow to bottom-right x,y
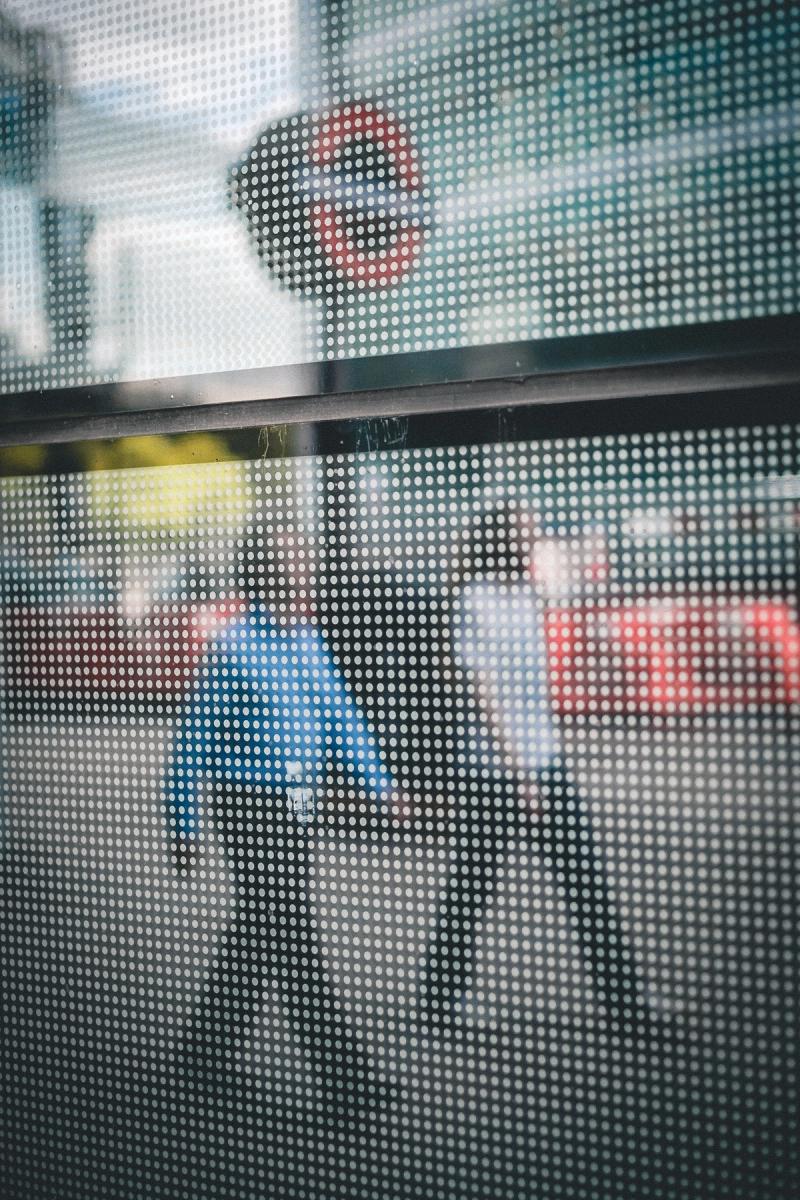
5,600 -> 246,700
230,102 -> 430,296
308,104 -> 428,288
546,598 -> 800,714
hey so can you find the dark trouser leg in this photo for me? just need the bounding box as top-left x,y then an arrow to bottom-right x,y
534,758 -> 643,1016
420,787 -> 517,1021
268,821 -> 376,1087
420,764 -> 644,1027
186,791 -> 375,1085
185,869 -> 275,1062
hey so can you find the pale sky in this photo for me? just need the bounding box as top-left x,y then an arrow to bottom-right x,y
1,0 -> 315,383
6,0 -> 301,146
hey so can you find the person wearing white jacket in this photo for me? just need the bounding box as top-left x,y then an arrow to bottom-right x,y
420,502 -> 647,1034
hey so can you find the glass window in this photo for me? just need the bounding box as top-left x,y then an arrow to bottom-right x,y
0,0 -> 797,397
1,406 -> 798,1197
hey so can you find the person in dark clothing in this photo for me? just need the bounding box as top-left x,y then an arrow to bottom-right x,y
164,601 -> 395,1091
420,502 -> 649,1033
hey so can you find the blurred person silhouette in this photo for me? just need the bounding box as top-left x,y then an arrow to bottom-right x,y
163,528 -> 396,1095
420,501 -> 648,1033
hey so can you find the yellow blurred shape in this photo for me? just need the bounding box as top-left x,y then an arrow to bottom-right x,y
0,444 -> 48,475
87,433 -> 249,529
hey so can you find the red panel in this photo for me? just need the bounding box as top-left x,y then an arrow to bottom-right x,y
5,601 -> 246,698
546,598 -> 800,714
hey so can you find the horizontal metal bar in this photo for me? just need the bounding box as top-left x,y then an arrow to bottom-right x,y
2,315 -> 799,437
1,348 -> 797,449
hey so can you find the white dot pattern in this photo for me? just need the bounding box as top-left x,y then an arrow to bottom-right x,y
0,420 -> 797,1198
0,0 -> 797,393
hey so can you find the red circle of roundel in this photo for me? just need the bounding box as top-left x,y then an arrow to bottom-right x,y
308,104 -> 428,289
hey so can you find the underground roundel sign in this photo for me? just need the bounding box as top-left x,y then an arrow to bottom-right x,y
229,103 -> 431,297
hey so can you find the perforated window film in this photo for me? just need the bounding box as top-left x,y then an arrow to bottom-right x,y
0,0 -> 797,397
0,411 -> 797,1198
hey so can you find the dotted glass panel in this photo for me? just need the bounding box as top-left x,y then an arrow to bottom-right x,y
0,420 -> 798,1198
0,0 -> 797,395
